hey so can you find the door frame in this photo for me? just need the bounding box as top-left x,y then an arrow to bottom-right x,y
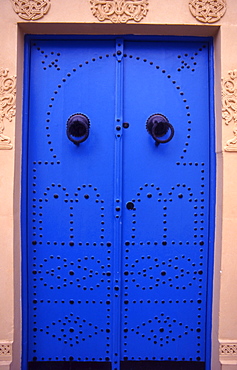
21,34 -> 216,370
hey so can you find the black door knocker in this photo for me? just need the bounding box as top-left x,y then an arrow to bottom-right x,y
146,113 -> 174,145
66,113 -> 90,145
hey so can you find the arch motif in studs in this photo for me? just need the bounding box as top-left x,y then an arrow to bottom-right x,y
11,0 -> 51,20
189,0 -> 226,23
90,0 -> 149,23
36,46 -> 199,161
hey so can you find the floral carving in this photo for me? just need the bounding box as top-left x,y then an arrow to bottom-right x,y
90,0 -> 149,23
189,0 -> 227,23
222,70 -> 237,151
0,69 -> 16,150
11,0 -> 51,21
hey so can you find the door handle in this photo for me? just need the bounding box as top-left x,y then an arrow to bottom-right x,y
66,113 -> 90,145
146,113 -> 174,145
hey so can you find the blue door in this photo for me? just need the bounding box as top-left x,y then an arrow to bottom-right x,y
23,36 -> 215,370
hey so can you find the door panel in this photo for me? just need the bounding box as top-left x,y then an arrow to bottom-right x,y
26,39 -> 116,364
121,41 -> 210,364
23,37 -> 214,370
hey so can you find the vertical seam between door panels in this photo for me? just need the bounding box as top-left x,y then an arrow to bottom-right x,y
112,37 -> 124,370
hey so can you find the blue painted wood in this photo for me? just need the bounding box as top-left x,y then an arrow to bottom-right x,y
121,40 -> 211,364
205,40 -> 216,370
22,36 -> 32,370
26,38 -> 116,364
23,36 -> 215,370
112,38 -> 124,369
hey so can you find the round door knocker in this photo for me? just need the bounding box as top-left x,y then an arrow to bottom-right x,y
66,113 -> 90,145
146,113 -> 174,145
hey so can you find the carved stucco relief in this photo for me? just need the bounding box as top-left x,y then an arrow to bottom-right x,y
219,342 -> 237,364
220,343 -> 237,355
189,0 -> 227,23
90,0 -> 149,23
0,69 -> 16,150
222,70 -> 237,152
0,343 -> 12,359
11,0 -> 51,21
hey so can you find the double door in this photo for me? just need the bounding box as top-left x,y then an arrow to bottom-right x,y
24,36 -> 215,370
